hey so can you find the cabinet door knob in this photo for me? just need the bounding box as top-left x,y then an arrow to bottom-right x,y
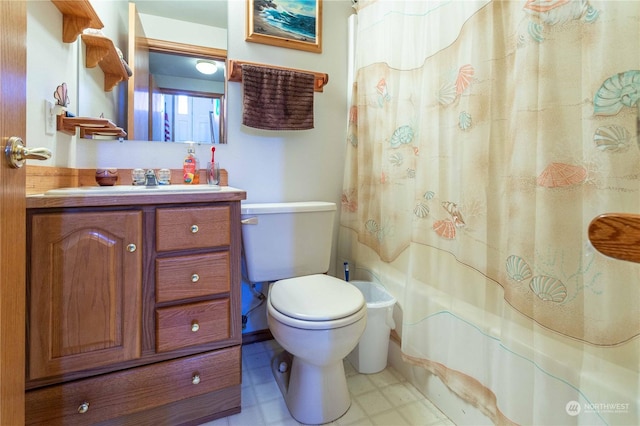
191,273 -> 200,283
127,243 -> 137,253
190,224 -> 199,233
191,322 -> 200,332
192,374 -> 201,385
77,402 -> 90,414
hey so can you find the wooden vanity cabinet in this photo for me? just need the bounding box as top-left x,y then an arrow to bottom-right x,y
25,197 -> 244,426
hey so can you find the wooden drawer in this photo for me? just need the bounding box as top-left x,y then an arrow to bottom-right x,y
156,206 -> 230,251
156,251 -> 230,303
156,299 -> 230,353
25,346 -> 241,426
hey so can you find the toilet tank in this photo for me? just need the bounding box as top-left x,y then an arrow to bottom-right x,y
241,201 -> 336,283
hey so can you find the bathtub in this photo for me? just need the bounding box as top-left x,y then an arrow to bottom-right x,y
341,264 -> 637,425
386,286 -> 638,426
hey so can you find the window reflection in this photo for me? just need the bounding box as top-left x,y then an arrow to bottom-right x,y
155,92 -> 223,144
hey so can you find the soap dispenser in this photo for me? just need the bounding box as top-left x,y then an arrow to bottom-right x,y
183,143 -> 199,184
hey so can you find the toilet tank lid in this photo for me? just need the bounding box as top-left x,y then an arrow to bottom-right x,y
241,201 -> 336,215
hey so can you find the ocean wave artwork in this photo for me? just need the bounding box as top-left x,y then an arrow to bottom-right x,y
254,0 -> 317,41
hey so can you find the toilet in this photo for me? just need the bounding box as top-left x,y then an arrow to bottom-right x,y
241,202 -> 366,425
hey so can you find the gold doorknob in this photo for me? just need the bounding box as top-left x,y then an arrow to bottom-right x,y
5,137 -> 52,168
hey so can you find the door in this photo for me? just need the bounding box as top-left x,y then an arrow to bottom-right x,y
0,1 -> 26,424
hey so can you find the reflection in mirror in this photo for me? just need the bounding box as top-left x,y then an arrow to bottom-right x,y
148,49 -> 226,144
128,1 -> 227,144
155,90 -> 223,144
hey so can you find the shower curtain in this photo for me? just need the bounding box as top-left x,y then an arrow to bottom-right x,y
340,1 -> 640,424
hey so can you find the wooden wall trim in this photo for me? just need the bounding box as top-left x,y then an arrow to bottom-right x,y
26,165 -> 82,195
26,165 -> 229,195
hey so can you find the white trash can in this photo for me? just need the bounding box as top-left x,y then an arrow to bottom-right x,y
347,280 -> 396,374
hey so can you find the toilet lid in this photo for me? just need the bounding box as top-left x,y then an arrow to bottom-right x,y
270,275 -> 365,321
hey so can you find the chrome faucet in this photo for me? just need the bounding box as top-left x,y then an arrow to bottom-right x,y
144,169 -> 158,186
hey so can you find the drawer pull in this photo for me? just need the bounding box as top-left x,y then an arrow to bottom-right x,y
191,322 -> 200,332
192,374 -> 201,385
77,402 -> 90,414
191,273 -> 200,283
126,243 -> 137,253
190,224 -> 199,233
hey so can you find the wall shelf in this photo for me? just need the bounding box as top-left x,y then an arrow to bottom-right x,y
81,34 -> 130,92
51,0 -> 129,92
50,0 -> 104,43
57,115 -> 127,139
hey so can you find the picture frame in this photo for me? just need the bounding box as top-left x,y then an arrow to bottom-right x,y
246,0 -> 322,54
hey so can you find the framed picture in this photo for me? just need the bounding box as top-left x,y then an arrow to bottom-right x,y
246,0 -> 322,54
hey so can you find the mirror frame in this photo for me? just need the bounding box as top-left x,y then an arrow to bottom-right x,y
145,38 -> 227,144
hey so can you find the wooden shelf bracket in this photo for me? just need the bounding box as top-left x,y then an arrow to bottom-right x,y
81,34 -> 129,92
51,0 -> 104,43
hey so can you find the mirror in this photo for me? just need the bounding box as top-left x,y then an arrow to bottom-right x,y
128,1 -> 228,144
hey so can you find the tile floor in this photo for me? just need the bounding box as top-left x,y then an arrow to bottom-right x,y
201,339 -> 455,426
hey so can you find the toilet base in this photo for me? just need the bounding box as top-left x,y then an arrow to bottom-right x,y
271,350 -> 292,399
271,350 -> 351,425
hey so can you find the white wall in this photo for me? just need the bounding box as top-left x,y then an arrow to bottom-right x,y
27,0 -> 356,334
224,1 -> 354,334
139,13 -> 227,49
26,1 -> 80,167
28,0 -> 354,202
26,0 -> 131,167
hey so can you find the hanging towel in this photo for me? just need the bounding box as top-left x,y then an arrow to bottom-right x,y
241,64 -> 315,131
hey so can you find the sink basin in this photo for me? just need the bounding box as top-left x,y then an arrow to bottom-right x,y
45,184 -> 225,196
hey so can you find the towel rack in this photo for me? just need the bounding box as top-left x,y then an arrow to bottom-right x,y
227,59 -> 329,93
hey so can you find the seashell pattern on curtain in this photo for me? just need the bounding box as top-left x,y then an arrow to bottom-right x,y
340,1 -> 640,424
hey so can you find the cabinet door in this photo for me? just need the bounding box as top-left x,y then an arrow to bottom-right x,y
28,211 -> 142,381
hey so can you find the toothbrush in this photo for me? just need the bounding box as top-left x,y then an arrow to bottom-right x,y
209,147 -> 216,184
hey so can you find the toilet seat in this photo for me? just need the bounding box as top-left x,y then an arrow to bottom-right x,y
269,274 -> 366,330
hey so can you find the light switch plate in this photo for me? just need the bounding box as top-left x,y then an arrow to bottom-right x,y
44,100 -> 55,135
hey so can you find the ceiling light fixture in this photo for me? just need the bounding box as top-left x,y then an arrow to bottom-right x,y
195,60 -> 217,75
